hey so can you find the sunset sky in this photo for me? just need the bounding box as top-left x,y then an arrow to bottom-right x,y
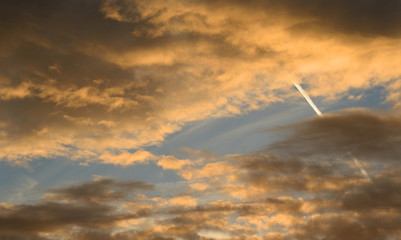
1,0 -> 401,239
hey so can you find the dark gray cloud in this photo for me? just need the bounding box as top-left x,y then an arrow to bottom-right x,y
0,202 -> 120,232
225,153 -> 401,240
48,177 -> 153,203
287,0 -> 401,38
269,110 -> 401,162
231,152 -> 357,194
292,212 -> 401,240
0,231 -> 46,240
167,197 -> 303,216
0,178 -> 153,237
342,177 -> 401,211
224,0 -> 401,38
101,0 -> 401,41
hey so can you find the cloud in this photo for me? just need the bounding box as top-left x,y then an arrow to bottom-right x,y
263,0 -> 401,38
0,188 -> 152,236
0,177 -> 154,238
1,2 -> 401,237
291,212 -> 401,240
0,231 -> 46,240
1,0 -> 401,165
169,196 -> 197,207
43,177 -> 154,203
98,150 -> 158,166
103,0 -> 401,38
269,109 -> 401,162
106,110 -> 400,238
341,177 -> 401,211
0,202 -> 120,232
157,155 -> 192,170
228,153 -> 361,196
1,156 -> 401,240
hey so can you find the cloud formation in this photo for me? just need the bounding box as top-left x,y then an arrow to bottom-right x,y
1,109 -> 401,239
269,109 -> 401,162
0,177 -> 154,239
1,162 -> 400,240
1,0 -> 401,165
1,2 -> 401,237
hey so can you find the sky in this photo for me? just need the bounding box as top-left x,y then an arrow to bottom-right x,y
0,0 -> 401,239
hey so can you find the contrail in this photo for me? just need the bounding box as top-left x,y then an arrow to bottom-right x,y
292,81 -> 322,116
350,153 -> 372,183
293,82 -> 372,182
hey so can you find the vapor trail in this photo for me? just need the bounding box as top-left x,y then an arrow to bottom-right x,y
293,82 -> 372,182
352,156 -> 372,182
292,81 -> 322,116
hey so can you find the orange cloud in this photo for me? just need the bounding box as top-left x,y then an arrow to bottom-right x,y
98,150 -> 157,166
2,0 -> 401,166
169,196 -> 197,207
157,155 -> 191,170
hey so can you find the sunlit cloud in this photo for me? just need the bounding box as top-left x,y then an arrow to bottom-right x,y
1,1 -> 401,239
1,0 -> 401,165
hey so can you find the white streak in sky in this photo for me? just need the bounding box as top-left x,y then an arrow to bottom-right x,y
293,82 -> 372,182
292,81 -> 322,116
350,153 -> 372,183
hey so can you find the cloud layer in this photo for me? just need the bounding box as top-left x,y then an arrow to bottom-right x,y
1,110 -> 400,239
269,109 -> 401,161
1,1 -> 401,237
1,0 -> 401,165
